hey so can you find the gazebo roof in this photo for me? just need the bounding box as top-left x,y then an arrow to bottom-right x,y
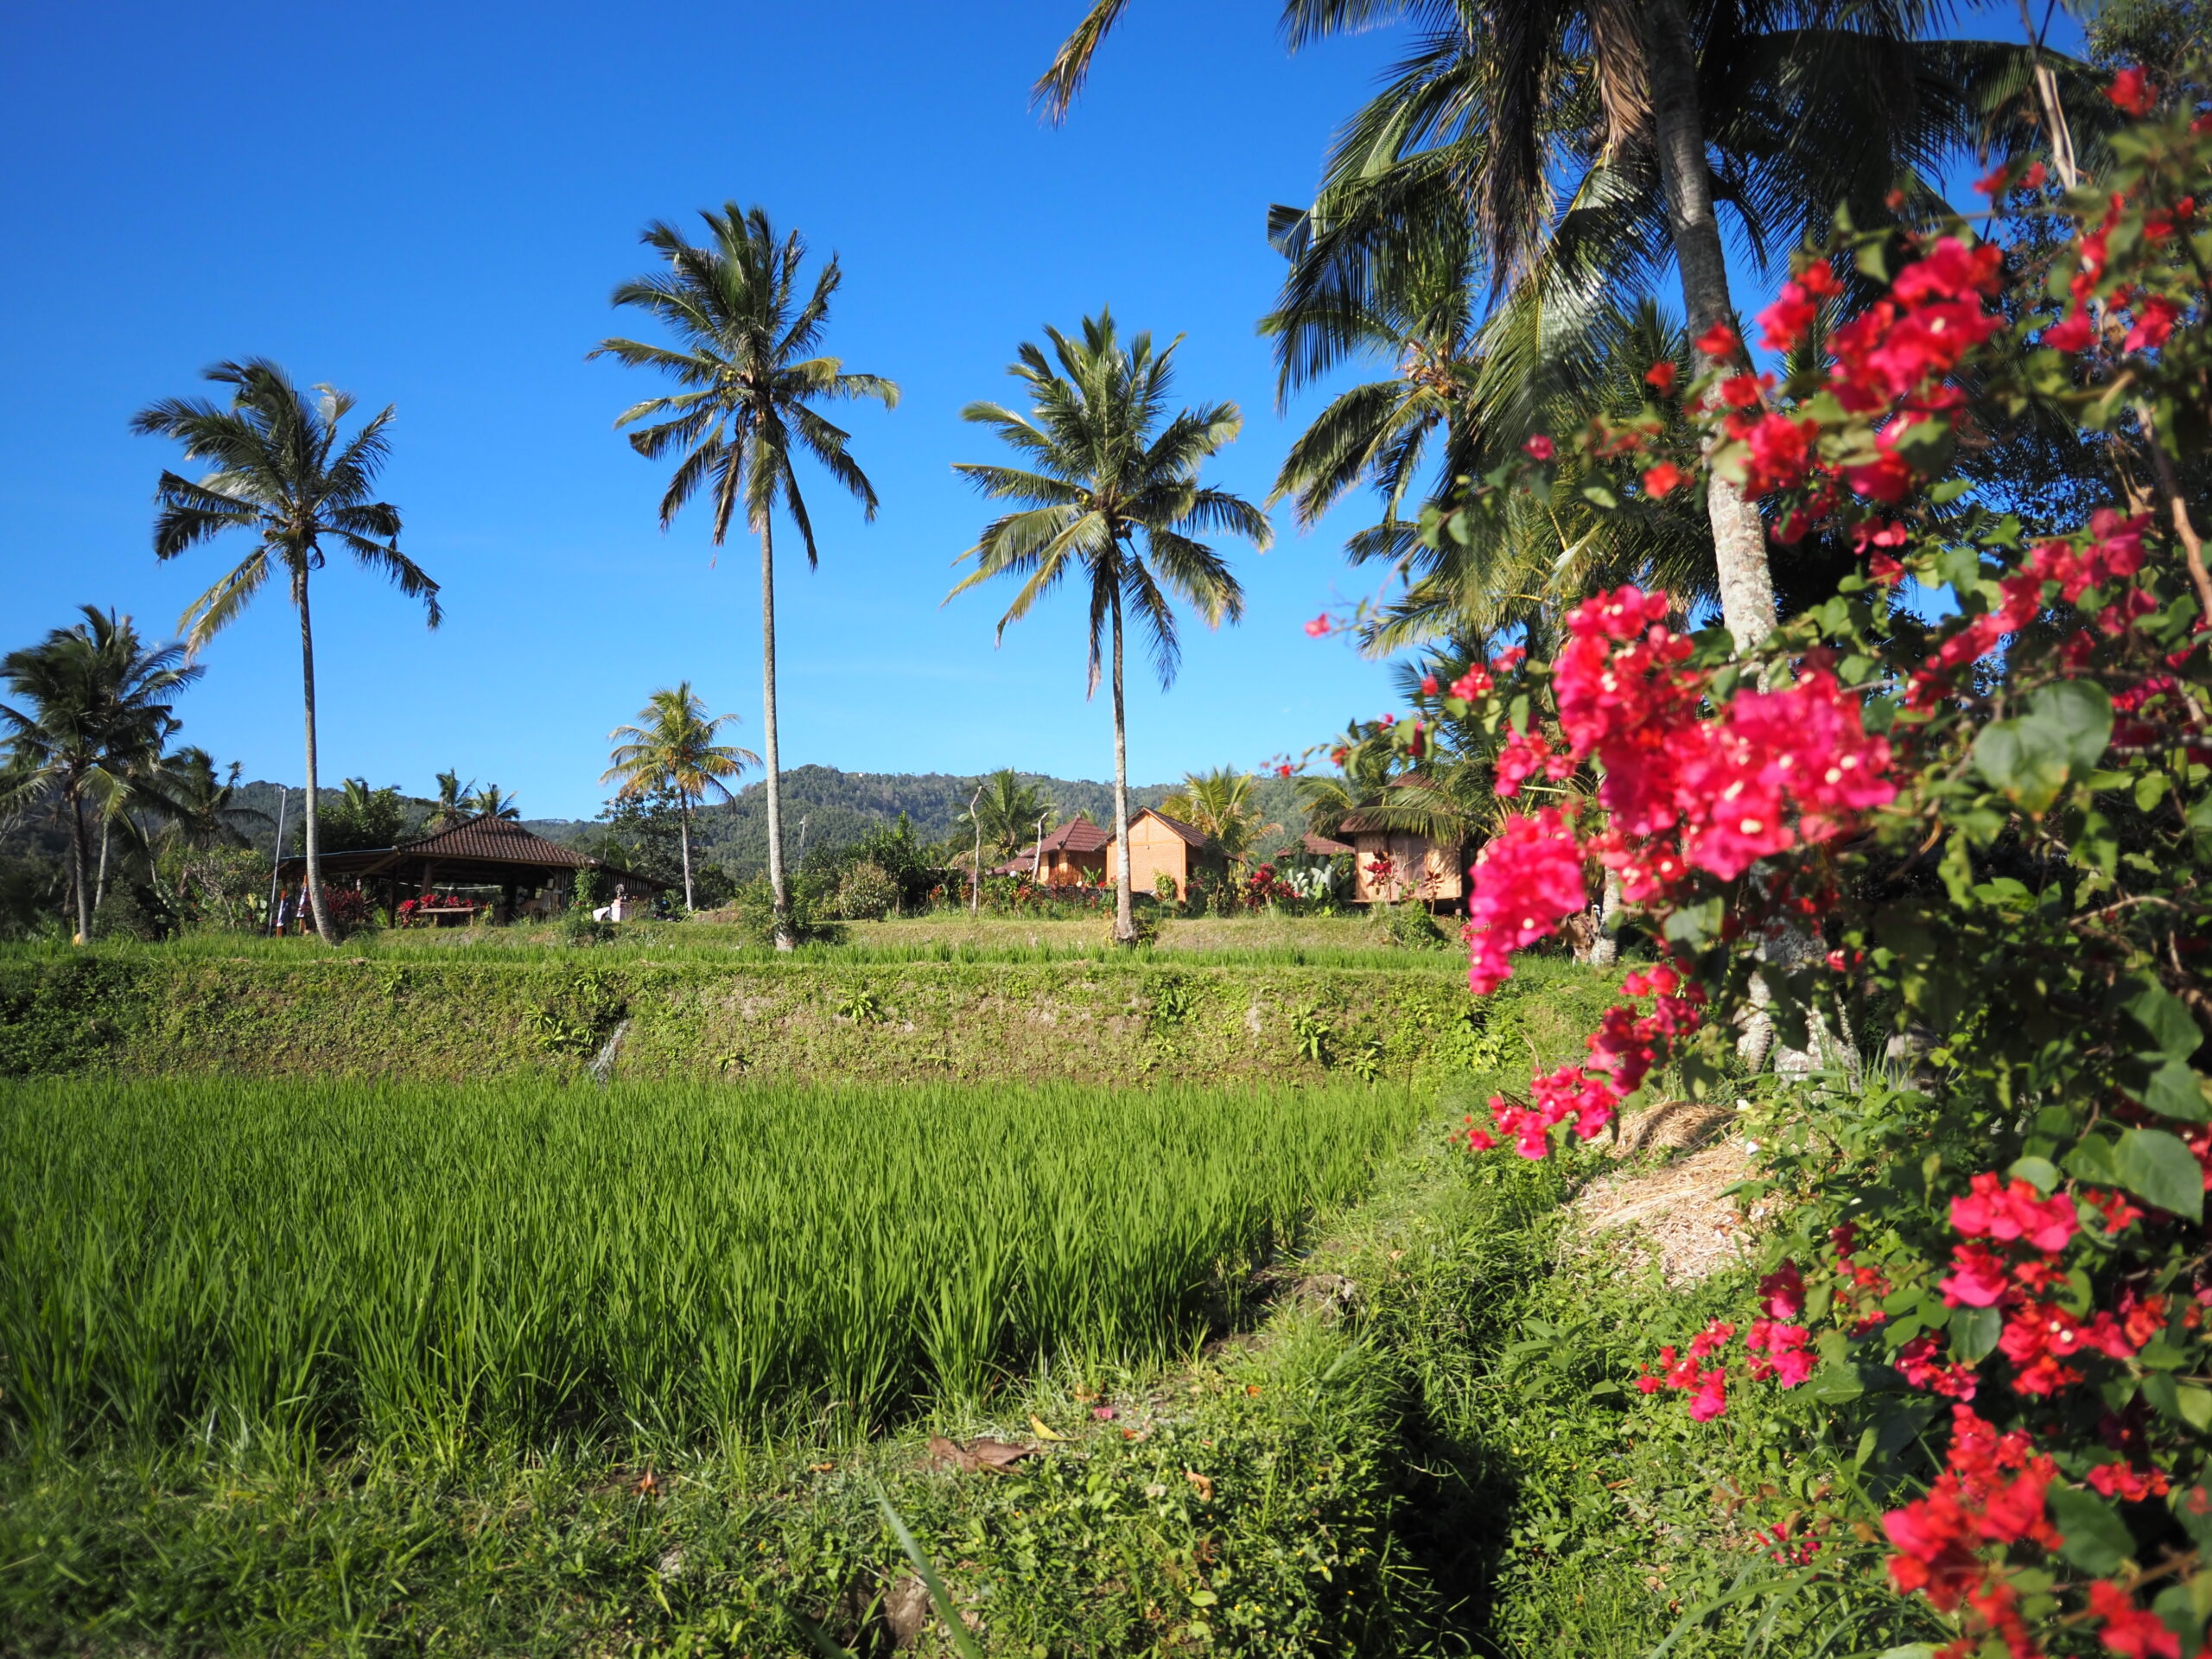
277,814 -> 671,889
1300,830 -> 1354,856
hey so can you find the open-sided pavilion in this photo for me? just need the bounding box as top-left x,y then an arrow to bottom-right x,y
276,815 -> 670,924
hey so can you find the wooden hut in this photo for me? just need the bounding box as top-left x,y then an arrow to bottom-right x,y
1334,807 -> 1465,907
1031,816 -> 1111,886
1103,808 -> 1224,900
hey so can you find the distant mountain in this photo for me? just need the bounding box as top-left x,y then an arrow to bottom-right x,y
222,765 -> 1313,880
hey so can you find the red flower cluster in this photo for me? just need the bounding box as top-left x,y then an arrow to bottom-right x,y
1548,584 -> 1893,893
1463,808 -> 1586,995
1883,1408 -> 2061,1635
1469,964 -> 1702,1155
1634,1319 -> 1737,1421
1493,726 -> 1573,797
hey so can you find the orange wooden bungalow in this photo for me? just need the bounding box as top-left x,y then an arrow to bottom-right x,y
1103,808 -> 1226,899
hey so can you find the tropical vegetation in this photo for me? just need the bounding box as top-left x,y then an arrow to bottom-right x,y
601,683 -> 758,908
128,359 -> 438,944
949,311 -> 1268,943
594,206 -> 897,948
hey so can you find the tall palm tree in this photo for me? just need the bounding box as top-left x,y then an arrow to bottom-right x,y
1159,768 -> 1281,869
601,683 -> 760,910
960,769 -> 1058,860
947,312 -> 1269,944
425,768 -> 476,831
0,607 -> 200,941
130,359 -> 439,944
1038,1 -> 2075,649
591,204 -> 898,948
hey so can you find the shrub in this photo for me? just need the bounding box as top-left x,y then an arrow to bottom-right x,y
1376,901 -> 1448,951
1392,86 -> 2212,1659
832,860 -> 900,921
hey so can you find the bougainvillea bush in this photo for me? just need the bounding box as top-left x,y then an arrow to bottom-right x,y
1390,79 -> 2212,1659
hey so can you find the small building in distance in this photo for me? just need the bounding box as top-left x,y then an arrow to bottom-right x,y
276,815 -> 670,925
1103,808 -> 1225,900
1335,808 -> 1465,908
994,815 -> 1112,886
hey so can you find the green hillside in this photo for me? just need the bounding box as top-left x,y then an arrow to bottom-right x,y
221,765 -> 1316,880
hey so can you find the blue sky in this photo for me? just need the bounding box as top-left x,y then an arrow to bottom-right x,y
0,2 -> 2071,818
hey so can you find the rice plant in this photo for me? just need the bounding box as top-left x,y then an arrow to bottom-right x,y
0,1077 -> 1421,1457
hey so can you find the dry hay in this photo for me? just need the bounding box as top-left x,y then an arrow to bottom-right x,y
1569,1101 -> 1767,1285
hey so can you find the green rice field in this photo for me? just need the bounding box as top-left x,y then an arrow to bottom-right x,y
0,1077 -> 1425,1457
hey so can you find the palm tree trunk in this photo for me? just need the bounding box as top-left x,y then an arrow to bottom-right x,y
297,575 -> 336,945
680,805 -> 695,911
1644,0 -> 1777,652
1109,583 -> 1135,945
68,790 -> 92,943
93,810 -> 112,918
760,515 -> 792,950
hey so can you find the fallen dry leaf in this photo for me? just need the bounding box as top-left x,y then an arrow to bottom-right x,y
809,1462 -> 835,1473
1185,1471 -> 1215,1503
925,1435 -> 1038,1474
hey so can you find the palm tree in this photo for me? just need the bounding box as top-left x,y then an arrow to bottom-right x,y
0,607 -> 200,941
466,784 -> 523,822
148,748 -> 265,853
1039,1 -> 2076,649
130,359 -> 439,944
1159,768 -> 1281,870
591,205 -> 898,948
601,683 -> 760,910
425,769 -> 476,831
960,769 -> 1058,860
947,312 -> 1269,944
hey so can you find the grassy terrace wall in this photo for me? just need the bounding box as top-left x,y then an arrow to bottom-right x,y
0,949 -> 1602,1087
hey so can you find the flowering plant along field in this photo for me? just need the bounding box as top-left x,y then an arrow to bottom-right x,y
1377,76 -> 2212,1659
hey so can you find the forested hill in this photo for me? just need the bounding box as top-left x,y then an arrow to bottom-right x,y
220,766 -> 1312,880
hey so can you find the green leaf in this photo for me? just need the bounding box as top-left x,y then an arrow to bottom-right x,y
2114,1128 -> 2204,1221
2135,771 -> 2170,812
2170,1484 -> 2212,1552
2064,1135 -> 2122,1186
2140,1060 -> 2210,1123
2007,1155 -> 2060,1195
2050,1484 -> 2135,1575
1580,483 -> 1620,511
1974,683 -> 2115,813
2126,982 -> 2203,1064
1952,1305 -> 2002,1363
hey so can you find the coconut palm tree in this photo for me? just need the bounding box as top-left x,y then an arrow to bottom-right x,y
129,359 -> 439,944
466,784 -> 522,822
149,748 -> 265,852
959,769 -> 1058,861
0,607 -> 200,941
592,204 -> 897,947
425,769 -> 476,831
1159,768 -> 1281,870
1039,1 -> 2078,649
948,311 -> 1269,944
601,683 -> 760,910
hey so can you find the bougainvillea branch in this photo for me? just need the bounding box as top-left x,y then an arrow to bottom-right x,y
1374,72 -> 2212,1659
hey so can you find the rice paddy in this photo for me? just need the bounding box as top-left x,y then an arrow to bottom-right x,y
0,1076 -> 1425,1457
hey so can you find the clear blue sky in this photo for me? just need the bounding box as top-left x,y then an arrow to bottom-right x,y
0,1 -> 2069,818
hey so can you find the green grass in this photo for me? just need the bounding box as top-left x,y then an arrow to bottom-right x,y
0,1077 -> 1426,1459
0,911 -> 1454,971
